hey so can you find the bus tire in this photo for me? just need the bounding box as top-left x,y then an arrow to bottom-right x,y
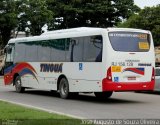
59,78 -> 70,99
15,76 -> 25,93
94,91 -> 113,99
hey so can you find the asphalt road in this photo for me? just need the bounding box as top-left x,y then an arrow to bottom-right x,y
0,77 -> 160,119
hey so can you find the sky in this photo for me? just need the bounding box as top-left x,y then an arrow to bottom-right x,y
134,0 -> 160,8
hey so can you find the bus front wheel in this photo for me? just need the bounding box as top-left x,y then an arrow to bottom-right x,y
59,78 -> 70,99
94,91 -> 113,99
15,76 -> 25,93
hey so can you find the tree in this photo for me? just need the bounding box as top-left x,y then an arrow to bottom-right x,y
119,5 -> 160,46
0,0 -> 140,47
47,0 -> 140,30
0,0 -> 18,48
18,0 -> 53,36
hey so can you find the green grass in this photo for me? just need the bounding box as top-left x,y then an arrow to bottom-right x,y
0,101 -> 82,125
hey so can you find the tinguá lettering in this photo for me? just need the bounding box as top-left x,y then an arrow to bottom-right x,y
40,63 -> 63,73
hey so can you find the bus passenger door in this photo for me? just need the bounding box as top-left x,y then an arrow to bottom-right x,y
4,44 -> 15,85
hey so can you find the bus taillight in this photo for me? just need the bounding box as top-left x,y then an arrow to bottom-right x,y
152,67 -> 155,80
107,67 -> 112,81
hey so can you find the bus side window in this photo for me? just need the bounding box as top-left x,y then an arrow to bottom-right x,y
95,50 -> 102,62
14,43 -> 26,62
69,38 -> 83,62
38,41 -> 51,62
25,44 -> 38,62
50,39 -> 66,62
83,35 -> 102,62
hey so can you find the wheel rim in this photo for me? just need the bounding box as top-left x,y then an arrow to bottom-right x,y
61,80 -> 68,96
61,82 -> 67,95
16,79 -> 21,91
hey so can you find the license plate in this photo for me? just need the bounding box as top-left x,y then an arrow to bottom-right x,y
127,77 -> 136,80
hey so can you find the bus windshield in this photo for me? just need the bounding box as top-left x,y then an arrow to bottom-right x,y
109,32 -> 150,52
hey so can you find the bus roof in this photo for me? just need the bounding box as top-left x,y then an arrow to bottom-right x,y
41,27 -> 104,35
42,27 -> 150,36
8,27 -> 150,44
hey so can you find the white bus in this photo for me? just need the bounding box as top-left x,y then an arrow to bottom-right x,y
4,27 -> 155,99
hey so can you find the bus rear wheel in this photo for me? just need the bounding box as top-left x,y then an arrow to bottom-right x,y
59,78 -> 70,99
94,91 -> 113,99
15,76 -> 25,93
